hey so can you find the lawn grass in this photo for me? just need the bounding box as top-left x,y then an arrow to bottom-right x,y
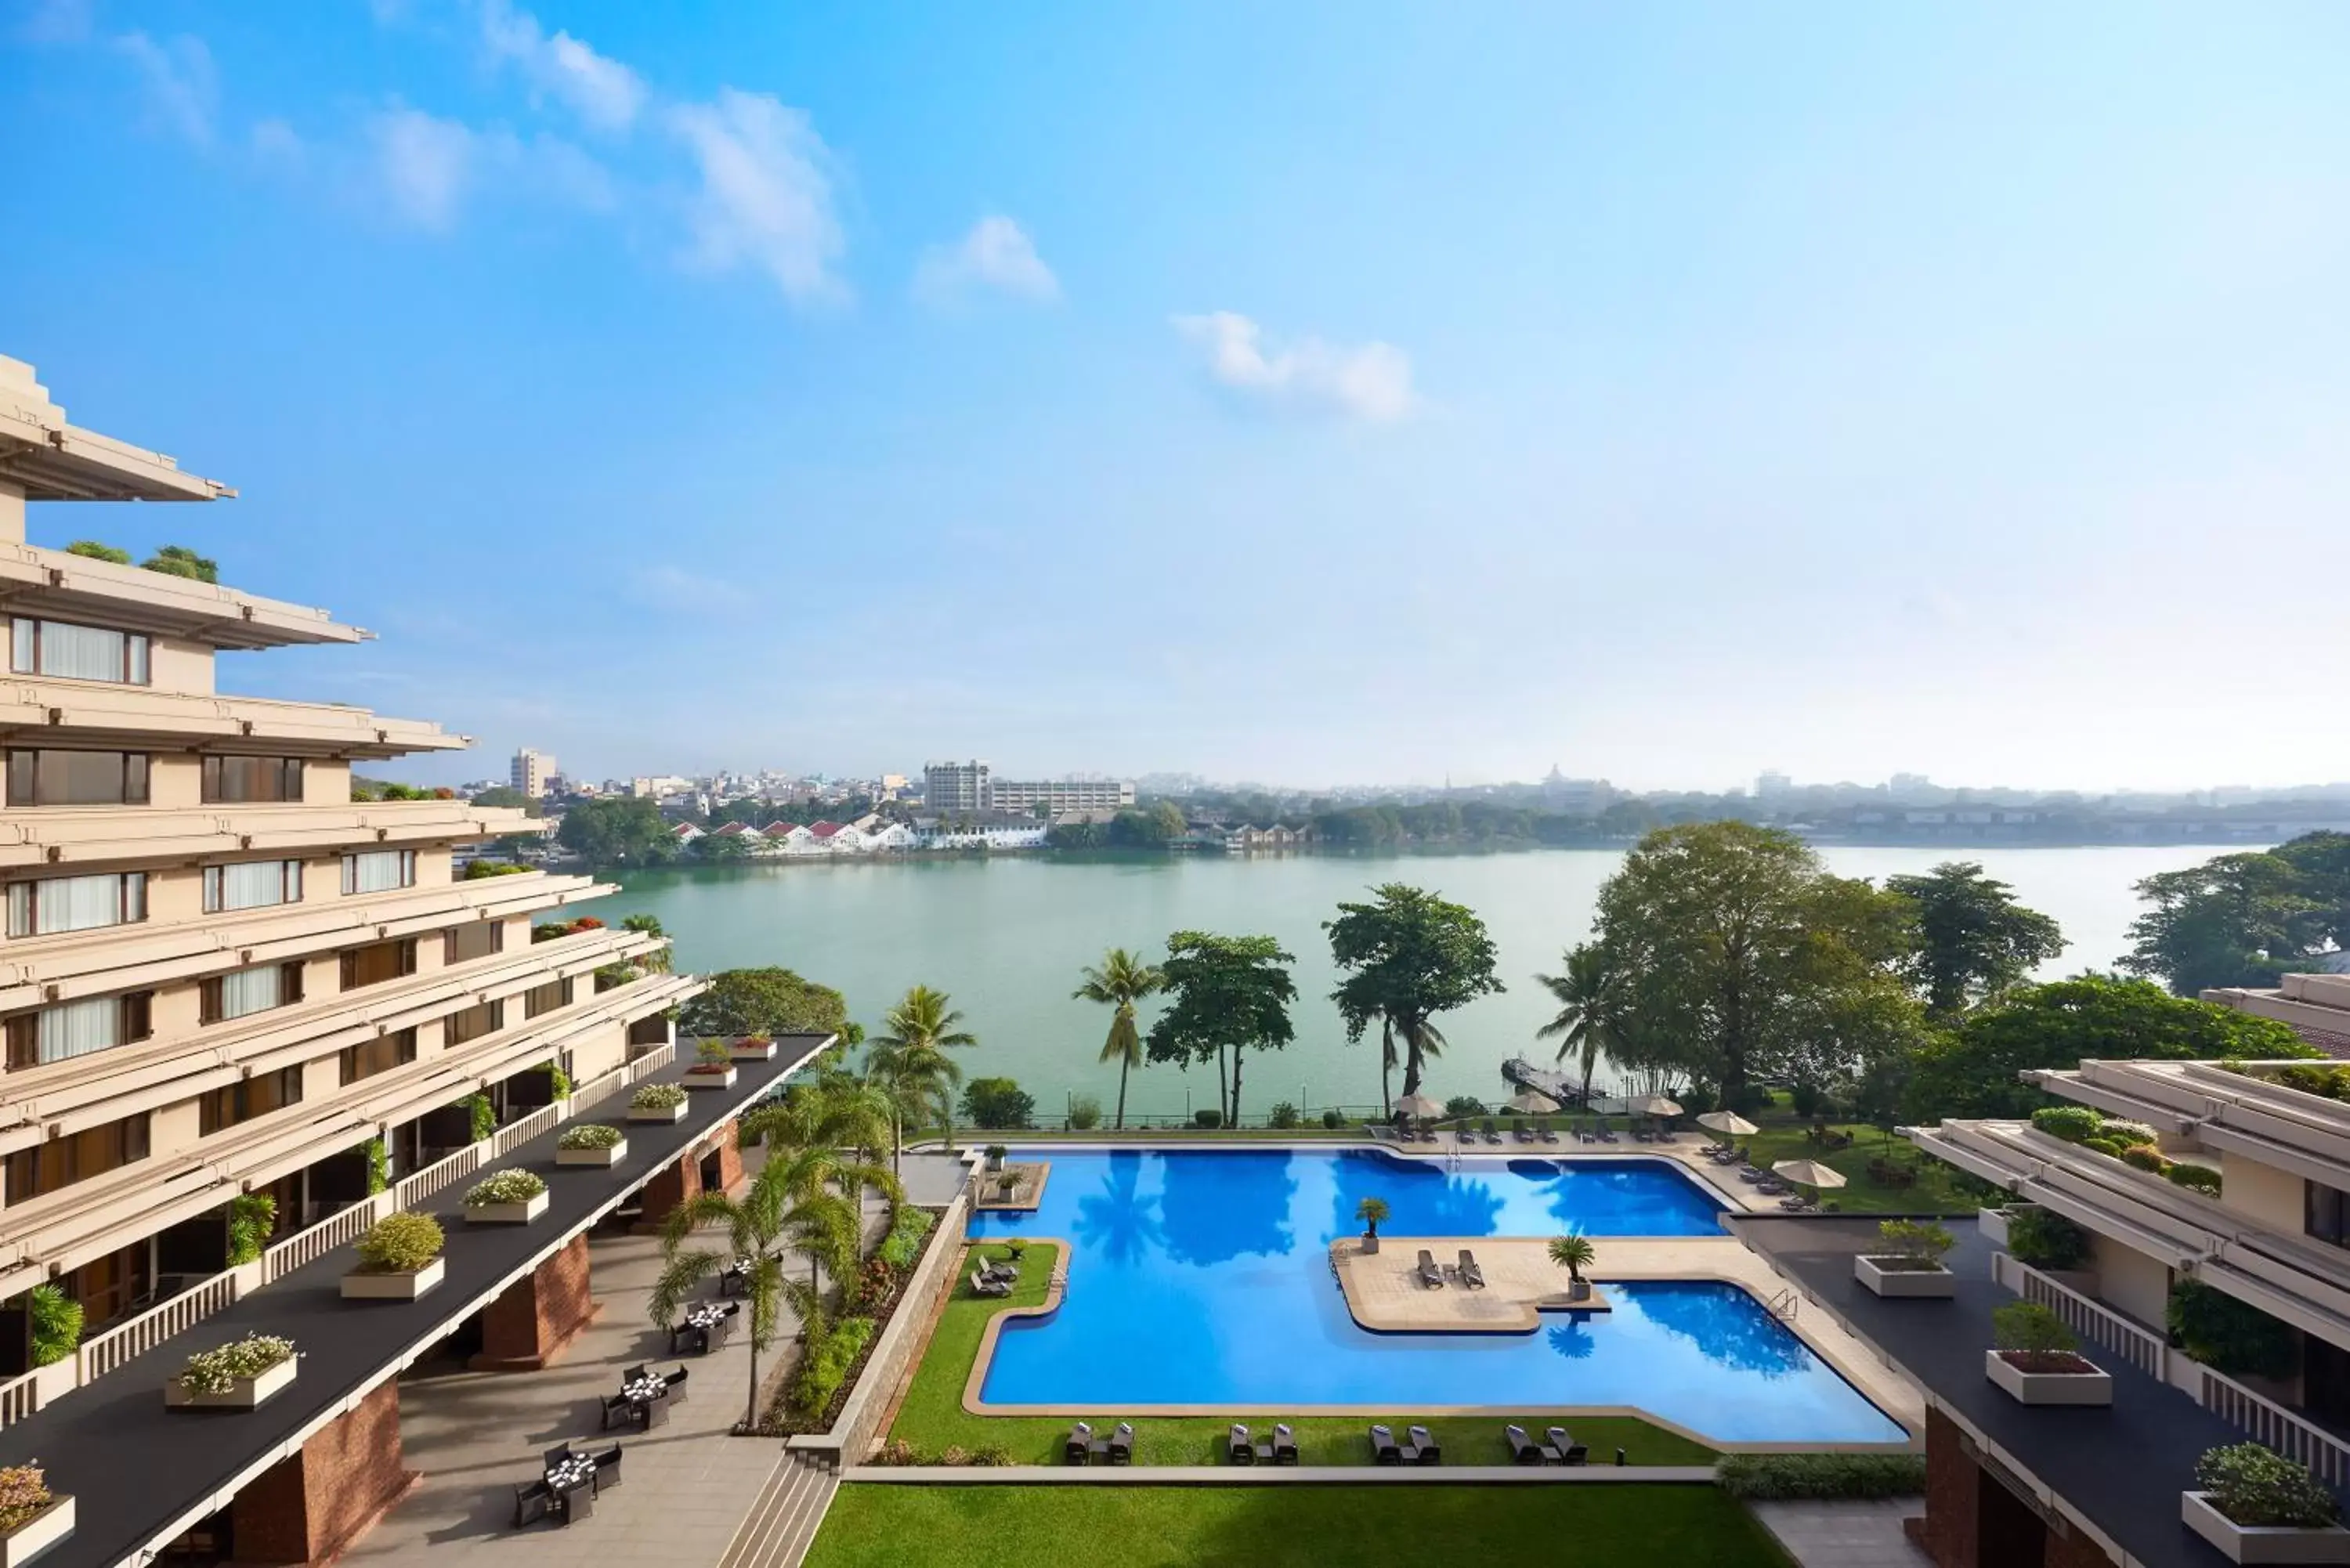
1728,1099 -> 1978,1216
884,1242 -> 1717,1467
804,1483 -> 1792,1568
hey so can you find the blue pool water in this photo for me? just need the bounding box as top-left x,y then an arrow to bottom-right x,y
967,1149 -> 1905,1444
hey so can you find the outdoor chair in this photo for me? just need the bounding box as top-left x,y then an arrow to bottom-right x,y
1106,1422 -> 1135,1465
592,1444 -> 623,1492
543,1445 -> 573,1473
1415,1248 -> 1445,1289
1065,1422 -> 1094,1465
1271,1423 -> 1298,1465
625,1363 -> 648,1384
971,1269 -> 1014,1298
1407,1424 -> 1442,1465
663,1366 -> 689,1404
1369,1424 -> 1404,1465
1227,1423 -> 1255,1465
1456,1248 -> 1486,1289
559,1485 -> 593,1526
599,1393 -> 634,1432
1504,1424 -> 1546,1465
1780,1195 -> 1817,1213
981,1255 -> 1019,1282
512,1480 -> 553,1529
1547,1427 -> 1589,1465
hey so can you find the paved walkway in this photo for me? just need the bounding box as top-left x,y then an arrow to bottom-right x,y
1750,1499 -> 1928,1567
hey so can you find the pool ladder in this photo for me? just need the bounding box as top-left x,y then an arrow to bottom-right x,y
1767,1287 -> 1799,1322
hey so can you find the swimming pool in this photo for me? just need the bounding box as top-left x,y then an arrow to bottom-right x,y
967,1148 -> 1906,1444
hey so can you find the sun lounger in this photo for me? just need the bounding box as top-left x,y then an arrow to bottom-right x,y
1547,1426 -> 1588,1465
1106,1422 -> 1135,1465
971,1269 -> 1014,1297
1406,1424 -> 1442,1465
1480,1119 -> 1503,1145
1504,1424 -> 1547,1465
1512,1120 -> 1532,1143
1632,1127 -> 1657,1143
1415,1248 -> 1445,1289
1369,1423 -> 1404,1465
1272,1422 -> 1297,1465
1780,1195 -> 1817,1212
1538,1123 -> 1560,1145
1456,1248 -> 1486,1289
1065,1422 -> 1094,1465
1227,1423 -> 1256,1465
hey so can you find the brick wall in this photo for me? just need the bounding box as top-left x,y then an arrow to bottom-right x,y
474,1233 -> 596,1370
1917,1407 -> 1978,1568
638,1118 -> 744,1231
230,1380 -> 414,1563
2044,1516 -> 2119,1568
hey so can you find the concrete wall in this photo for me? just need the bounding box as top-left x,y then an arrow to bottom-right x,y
2088,1235 -> 2171,1331
2224,1154 -> 2305,1235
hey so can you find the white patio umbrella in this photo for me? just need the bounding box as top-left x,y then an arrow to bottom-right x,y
1506,1090 -> 1561,1115
1771,1158 -> 1849,1191
1626,1094 -> 1683,1119
1696,1111 -> 1760,1138
1394,1092 -> 1444,1120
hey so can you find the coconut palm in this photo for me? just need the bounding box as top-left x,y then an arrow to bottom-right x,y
1548,1232 -> 1596,1295
1072,948 -> 1165,1130
864,1038 -> 963,1165
1535,944 -> 1620,1109
873,985 -> 978,1150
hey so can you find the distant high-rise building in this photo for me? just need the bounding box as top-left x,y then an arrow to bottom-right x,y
512,746 -> 555,798
923,760 -> 1132,815
1755,770 -> 1792,798
924,760 -> 990,814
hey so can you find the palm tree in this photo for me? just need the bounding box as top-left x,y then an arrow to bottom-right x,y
1072,948 -> 1165,1130
1535,944 -> 1619,1109
1355,1196 -> 1390,1241
1549,1232 -> 1596,1300
873,985 -> 978,1150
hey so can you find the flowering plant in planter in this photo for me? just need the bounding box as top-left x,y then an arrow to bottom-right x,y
632,1083 -> 688,1111
559,1123 -> 624,1151
465,1170 -> 548,1206
2196,1443 -> 2341,1529
177,1334 -> 295,1396
0,1466 -> 56,1534
356,1212 -> 444,1274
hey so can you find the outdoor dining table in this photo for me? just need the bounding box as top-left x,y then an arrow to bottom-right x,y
672,1301 -> 737,1356
545,1454 -> 596,1525
621,1374 -> 670,1429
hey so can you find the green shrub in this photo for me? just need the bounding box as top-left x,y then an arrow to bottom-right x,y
356,1212 -> 444,1274
461,860 -> 530,879
465,1169 -> 547,1206
1991,1302 -> 2079,1369
1268,1101 -> 1300,1129
961,1078 -> 1035,1129
2006,1206 -> 2092,1270
1193,1108 -> 1223,1129
2099,1119 -> 2159,1147
464,1093 -> 496,1143
1876,1219 -> 1954,1268
360,1137 -> 390,1195
559,1122 -> 625,1151
64,540 -> 130,565
1715,1453 -> 1928,1500
2167,1162 -> 2222,1196
2029,1106 -> 2103,1143
2273,1064 -> 2348,1100
877,1206 -> 937,1270
2081,1137 -> 2128,1157
1067,1095 -> 1102,1130
631,1083 -> 687,1111
226,1193 -> 278,1266
143,544 -> 218,582
2196,1443 -> 2340,1528
1321,1108 -> 1345,1130
790,1315 -> 876,1416
25,1285 -> 81,1368
177,1332 -> 294,1394
696,1039 -> 734,1066
1444,1095 -> 1487,1119
2119,1143 -> 2168,1173
2170,1278 -> 2298,1378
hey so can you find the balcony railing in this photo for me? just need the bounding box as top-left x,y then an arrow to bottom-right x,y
78,1269 -> 240,1379
1991,1250 -> 2168,1378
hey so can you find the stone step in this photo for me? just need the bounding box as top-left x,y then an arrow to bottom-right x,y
718,1451 -> 839,1568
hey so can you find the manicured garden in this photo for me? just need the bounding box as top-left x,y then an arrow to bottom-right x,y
803,1483 -> 1795,1567
881,1242 -> 1717,1467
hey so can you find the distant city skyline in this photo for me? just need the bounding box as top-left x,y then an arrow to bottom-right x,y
8,3 -> 2345,791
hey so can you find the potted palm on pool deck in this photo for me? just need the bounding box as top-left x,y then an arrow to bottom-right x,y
2182,1443 -> 2350,1563
1854,1219 -> 1958,1298
1984,1302 -> 2110,1406
165,1332 -> 298,1411
0,1465 -> 73,1567
1356,1197 -> 1388,1255
342,1212 -> 446,1301
1549,1233 -> 1596,1302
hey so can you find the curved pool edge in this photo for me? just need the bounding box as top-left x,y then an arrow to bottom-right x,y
961,1234 -> 1074,1417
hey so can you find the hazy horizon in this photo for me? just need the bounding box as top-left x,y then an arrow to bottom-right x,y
8,2 -> 2345,789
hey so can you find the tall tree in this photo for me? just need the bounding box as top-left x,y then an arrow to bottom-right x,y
1326,883 -> 1504,1102
1589,822 -> 1913,1109
554,797 -> 677,865
2121,835 -> 2350,995
1534,943 -> 1621,1106
1886,861 -> 2066,1017
1147,932 -> 1296,1126
872,985 -> 978,1149
679,966 -> 851,1039
1073,948 -> 1166,1129
1904,974 -> 2316,1121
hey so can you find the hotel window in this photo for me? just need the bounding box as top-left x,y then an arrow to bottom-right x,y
5,749 -> 150,807
199,961 -> 305,1025
198,1066 -> 304,1136
446,921 -> 504,965
201,755 -> 303,804
6,872 -> 146,938
446,999 -> 504,1046
2310,1181 -> 2350,1252
338,1028 -> 416,1086
203,858 -> 303,913
3,1113 -> 150,1202
341,849 -> 417,895
9,617 -> 150,685
339,937 -> 417,992
3,992 -> 154,1070
523,977 -> 573,1019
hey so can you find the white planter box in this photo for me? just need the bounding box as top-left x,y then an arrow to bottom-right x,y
1855,1255 -> 1958,1298
728,1040 -> 779,1061
0,1496 -> 74,1567
1984,1349 -> 2113,1406
2183,1491 -> 2350,1564
465,1191 -> 550,1225
166,1356 -> 298,1411
629,1101 -> 688,1124
27,1360 -> 75,1408
557,1140 -> 627,1167
342,1256 -> 445,1301
684,1067 -> 739,1089
1979,1208 -> 2014,1248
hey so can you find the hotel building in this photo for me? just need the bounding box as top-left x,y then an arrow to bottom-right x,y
0,356 -> 822,1566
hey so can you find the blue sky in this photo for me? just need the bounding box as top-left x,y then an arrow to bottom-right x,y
5,2 -> 2346,792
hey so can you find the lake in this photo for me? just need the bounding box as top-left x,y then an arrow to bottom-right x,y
580,844 -> 2236,1122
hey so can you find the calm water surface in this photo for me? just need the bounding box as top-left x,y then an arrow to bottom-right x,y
584,844 -> 2240,1117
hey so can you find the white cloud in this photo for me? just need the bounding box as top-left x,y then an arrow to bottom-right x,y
479,0 -> 645,133
114,31 -> 217,146
634,565 -> 751,612
667,89 -> 845,305
249,117 -> 304,168
19,0 -> 94,45
1171,312 -> 1415,423
913,215 -> 1059,307
371,107 -> 476,229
